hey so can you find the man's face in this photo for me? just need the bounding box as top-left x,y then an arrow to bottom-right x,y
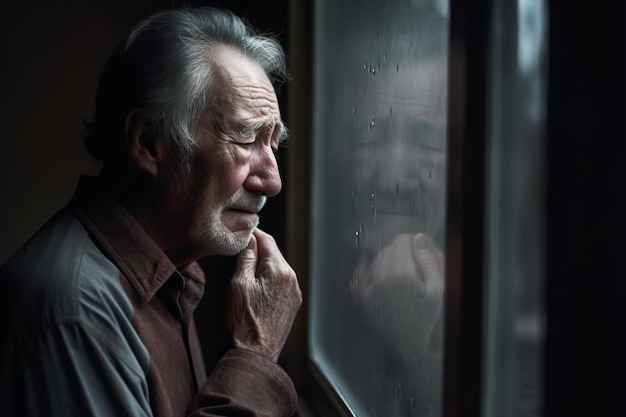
353,54 -> 447,252
157,45 -> 283,260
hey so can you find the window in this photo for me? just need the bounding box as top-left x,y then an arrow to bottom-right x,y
309,1 -> 449,416
282,0 -> 615,416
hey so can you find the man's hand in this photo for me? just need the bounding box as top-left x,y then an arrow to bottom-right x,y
351,233 -> 444,361
227,229 -> 302,362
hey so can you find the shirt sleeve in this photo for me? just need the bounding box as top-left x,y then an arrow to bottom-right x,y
189,349 -> 298,417
0,320 -> 153,417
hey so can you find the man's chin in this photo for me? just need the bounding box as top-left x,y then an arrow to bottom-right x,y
208,212 -> 259,254
231,229 -> 255,252
213,228 -> 254,256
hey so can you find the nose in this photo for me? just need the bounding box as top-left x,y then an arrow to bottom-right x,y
243,145 -> 282,197
377,141 -> 419,183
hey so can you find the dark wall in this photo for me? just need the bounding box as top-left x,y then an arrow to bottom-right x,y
546,2 -> 626,417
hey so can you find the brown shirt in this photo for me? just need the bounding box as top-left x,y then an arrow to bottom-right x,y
0,176 -> 297,417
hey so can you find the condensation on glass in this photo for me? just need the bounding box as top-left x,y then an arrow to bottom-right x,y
310,1 -> 449,416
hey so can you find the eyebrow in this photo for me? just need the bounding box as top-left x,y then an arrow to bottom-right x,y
239,118 -> 289,144
240,119 -> 268,133
274,120 -> 289,144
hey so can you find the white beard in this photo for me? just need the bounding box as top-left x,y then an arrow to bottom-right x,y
203,188 -> 266,256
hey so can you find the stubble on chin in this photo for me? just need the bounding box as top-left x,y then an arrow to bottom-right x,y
201,211 -> 254,256
204,190 -> 265,256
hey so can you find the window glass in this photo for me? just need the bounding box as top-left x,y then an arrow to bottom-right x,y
483,0 -> 547,416
310,1 -> 449,415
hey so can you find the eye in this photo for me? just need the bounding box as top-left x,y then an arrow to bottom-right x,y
234,130 -> 256,147
237,140 -> 256,149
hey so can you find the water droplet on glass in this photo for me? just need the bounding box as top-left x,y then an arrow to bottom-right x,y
352,185 -> 357,198
371,67 -> 376,77
395,183 -> 399,196
390,106 -> 393,116
355,230 -> 360,247
352,107 -> 356,115
410,397 -> 416,411
369,117 -> 376,130
429,170 -> 433,179
396,384 -> 402,398
397,64 -> 400,73
370,192 -> 377,216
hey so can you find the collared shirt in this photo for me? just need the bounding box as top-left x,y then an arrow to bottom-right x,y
0,176 -> 297,417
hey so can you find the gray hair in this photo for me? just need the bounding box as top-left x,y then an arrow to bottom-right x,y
83,8 -> 288,173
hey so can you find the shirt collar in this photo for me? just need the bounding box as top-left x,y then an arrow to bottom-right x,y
68,175 -> 206,303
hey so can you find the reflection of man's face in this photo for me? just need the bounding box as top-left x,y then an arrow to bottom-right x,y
353,54 -> 447,252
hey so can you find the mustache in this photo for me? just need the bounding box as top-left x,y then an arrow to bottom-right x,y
225,190 -> 267,212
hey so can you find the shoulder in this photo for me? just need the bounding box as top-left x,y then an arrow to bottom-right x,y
1,209 -> 134,339
1,207 -> 150,373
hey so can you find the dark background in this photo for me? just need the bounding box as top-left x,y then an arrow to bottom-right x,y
546,2 -> 626,417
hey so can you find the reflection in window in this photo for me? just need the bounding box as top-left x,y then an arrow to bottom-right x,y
310,1 -> 448,415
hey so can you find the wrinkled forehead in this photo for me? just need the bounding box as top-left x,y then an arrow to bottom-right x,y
194,45 -> 285,142
209,45 -> 281,119
212,46 -> 277,96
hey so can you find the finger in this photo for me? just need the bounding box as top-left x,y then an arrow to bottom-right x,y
350,258 -> 374,298
411,233 -> 443,292
234,233 -> 258,280
253,228 -> 282,259
253,230 -> 301,305
252,229 -> 285,275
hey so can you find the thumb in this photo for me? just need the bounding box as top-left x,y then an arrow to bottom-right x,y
411,233 -> 443,294
235,234 -> 258,278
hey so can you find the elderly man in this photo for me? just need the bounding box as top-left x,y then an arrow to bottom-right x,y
0,8 -> 301,417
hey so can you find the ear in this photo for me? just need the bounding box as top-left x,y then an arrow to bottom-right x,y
125,109 -> 165,178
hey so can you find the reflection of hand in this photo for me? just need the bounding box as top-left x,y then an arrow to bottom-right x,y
227,229 -> 302,362
350,233 -> 444,362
